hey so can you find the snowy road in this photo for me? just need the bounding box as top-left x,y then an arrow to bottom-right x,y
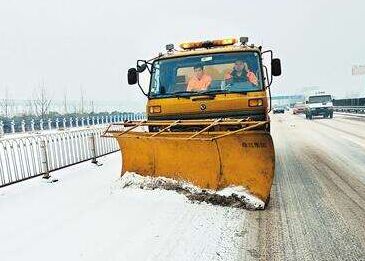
239,112 -> 365,260
0,112 -> 364,260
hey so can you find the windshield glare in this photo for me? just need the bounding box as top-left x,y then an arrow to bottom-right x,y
150,52 -> 263,97
308,95 -> 332,103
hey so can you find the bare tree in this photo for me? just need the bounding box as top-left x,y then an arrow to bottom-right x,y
25,98 -> 34,116
79,86 -> 85,114
0,87 -> 13,118
89,100 -> 95,113
63,90 -> 68,115
33,83 -> 52,120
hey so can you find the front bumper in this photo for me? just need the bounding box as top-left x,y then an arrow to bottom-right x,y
308,107 -> 333,115
148,110 -> 267,121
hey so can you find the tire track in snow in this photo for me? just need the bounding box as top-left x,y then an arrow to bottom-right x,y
240,113 -> 365,260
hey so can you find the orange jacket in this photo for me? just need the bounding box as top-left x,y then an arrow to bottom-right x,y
187,74 -> 212,91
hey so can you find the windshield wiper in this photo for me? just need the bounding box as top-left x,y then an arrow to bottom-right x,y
200,89 -> 227,95
169,91 -> 200,98
173,91 -> 199,95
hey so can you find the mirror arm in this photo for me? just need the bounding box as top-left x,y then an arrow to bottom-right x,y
263,65 -> 269,88
137,78 -> 148,97
262,65 -> 272,112
146,64 -> 152,74
261,50 -> 274,87
268,83 -> 272,113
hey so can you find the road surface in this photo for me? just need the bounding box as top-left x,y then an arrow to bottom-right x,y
0,112 -> 364,260
239,112 -> 365,260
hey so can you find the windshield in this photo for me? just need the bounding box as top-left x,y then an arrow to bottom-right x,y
308,95 -> 332,103
149,52 -> 263,97
294,103 -> 305,108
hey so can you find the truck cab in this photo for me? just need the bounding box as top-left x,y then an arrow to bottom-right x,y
127,37 -> 281,130
305,92 -> 334,119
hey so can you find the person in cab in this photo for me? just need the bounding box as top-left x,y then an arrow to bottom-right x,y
225,60 -> 258,86
187,65 -> 212,91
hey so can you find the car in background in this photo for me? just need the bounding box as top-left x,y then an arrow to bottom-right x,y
273,105 -> 285,114
305,93 -> 333,119
293,102 -> 306,114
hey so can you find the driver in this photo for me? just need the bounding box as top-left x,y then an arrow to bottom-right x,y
187,65 -> 212,91
225,60 -> 258,86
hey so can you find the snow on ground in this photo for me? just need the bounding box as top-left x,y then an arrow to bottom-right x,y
119,172 -> 265,209
0,152 -> 246,261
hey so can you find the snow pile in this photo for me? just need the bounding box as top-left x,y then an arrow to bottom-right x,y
118,172 -> 265,210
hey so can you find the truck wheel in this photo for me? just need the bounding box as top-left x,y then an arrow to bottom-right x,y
305,114 -> 309,119
308,114 -> 313,120
330,112 -> 333,119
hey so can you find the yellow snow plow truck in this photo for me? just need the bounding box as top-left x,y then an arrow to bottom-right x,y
105,37 -> 281,206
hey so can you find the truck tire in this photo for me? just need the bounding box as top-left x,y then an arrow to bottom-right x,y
308,114 -> 313,120
330,112 -> 333,119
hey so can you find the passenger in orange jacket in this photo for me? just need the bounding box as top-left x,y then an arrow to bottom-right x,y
225,60 -> 258,86
187,65 -> 212,91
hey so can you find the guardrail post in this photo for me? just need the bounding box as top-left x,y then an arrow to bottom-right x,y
21,120 -> 26,133
86,117 -> 90,126
96,116 -> 100,125
101,116 -> 104,124
63,118 -> 66,129
31,119 -> 35,131
92,116 -> 95,125
11,120 -> 15,133
55,118 -> 59,129
75,117 -> 79,127
48,119 -> 52,130
40,140 -> 50,179
40,119 -> 44,131
69,117 -> 73,128
0,121 -> 4,137
88,133 -> 100,165
81,117 -> 85,127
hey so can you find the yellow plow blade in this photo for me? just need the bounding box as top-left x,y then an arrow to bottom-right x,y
105,119 -> 275,204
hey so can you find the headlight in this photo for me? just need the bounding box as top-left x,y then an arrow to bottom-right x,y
248,99 -> 263,107
149,106 -> 161,114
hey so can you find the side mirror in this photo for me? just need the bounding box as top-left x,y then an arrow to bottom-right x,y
137,63 -> 147,73
127,68 -> 138,85
272,58 -> 282,76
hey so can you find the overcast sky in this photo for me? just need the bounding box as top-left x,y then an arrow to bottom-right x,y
0,0 -> 364,110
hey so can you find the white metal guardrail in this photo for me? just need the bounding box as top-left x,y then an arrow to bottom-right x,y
0,126 -> 120,187
333,106 -> 365,114
0,112 -> 146,136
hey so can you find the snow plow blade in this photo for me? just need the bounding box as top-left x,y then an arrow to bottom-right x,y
104,119 -> 275,204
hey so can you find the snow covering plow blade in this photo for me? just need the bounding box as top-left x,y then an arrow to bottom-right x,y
104,119 -> 275,204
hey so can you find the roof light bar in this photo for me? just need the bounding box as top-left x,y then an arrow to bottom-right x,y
179,38 -> 237,50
